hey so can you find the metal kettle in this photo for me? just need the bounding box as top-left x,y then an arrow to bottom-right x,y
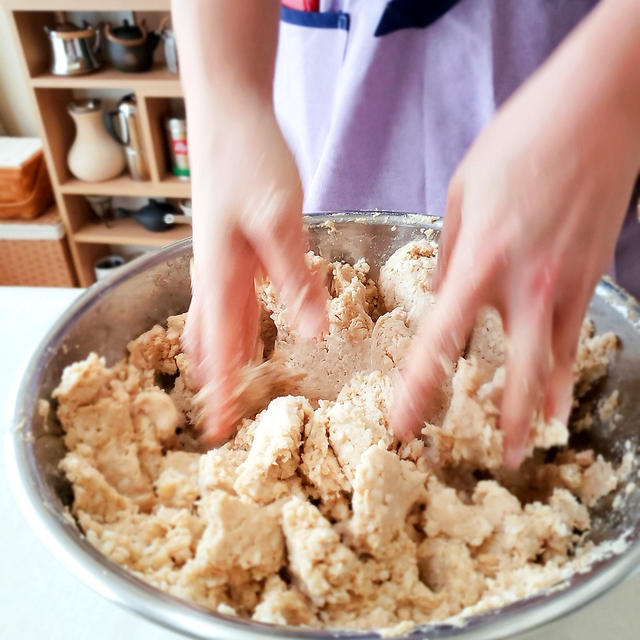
44,13 -> 101,76
117,199 -> 177,232
104,18 -> 162,73
106,95 -> 150,181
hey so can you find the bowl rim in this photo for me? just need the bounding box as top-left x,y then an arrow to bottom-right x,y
4,210 -> 640,640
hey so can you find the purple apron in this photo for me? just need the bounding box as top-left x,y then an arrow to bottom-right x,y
273,0 -> 640,297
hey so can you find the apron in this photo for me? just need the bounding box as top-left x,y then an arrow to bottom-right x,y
273,0 -> 639,296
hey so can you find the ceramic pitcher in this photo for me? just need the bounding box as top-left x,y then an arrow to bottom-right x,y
67,99 -> 125,182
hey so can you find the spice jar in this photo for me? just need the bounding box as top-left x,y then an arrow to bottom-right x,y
165,117 -> 189,179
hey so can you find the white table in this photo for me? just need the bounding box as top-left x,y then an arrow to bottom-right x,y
1,286 -> 638,639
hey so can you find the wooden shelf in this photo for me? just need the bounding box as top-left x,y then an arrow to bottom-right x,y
74,217 -> 191,246
6,5 -> 188,285
5,0 -> 170,9
31,66 -> 183,96
60,175 -> 191,198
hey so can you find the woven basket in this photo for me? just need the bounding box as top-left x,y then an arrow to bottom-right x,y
0,138 -> 53,219
0,209 -> 77,286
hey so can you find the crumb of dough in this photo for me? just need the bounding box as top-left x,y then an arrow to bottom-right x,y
574,320 -> 619,397
195,490 -> 284,581
234,396 -> 311,504
252,575 -> 315,627
199,444 -> 247,495
378,239 -> 437,330
155,451 -> 199,509
430,355 -> 569,470
326,371 -> 396,484
53,239 -> 632,633
260,257 -> 380,401
598,389 -> 620,424
423,476 -> 494,547
577,456 -> 618,507
350,443 -> 427,550
299,405 -> 350,505
281,497 -> 361,607
370,307 -> 413,374
127,313 -> 185,375
417,537 -> 485,615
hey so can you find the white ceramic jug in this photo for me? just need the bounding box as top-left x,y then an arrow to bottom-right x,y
67,99 -> 125,182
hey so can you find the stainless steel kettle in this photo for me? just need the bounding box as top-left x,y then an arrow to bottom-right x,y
106,94 -> 150,181
44,14 -> 101,76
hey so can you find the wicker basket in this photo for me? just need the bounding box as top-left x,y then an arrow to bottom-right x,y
0,137 -> 53,219
0,208 -> 77,287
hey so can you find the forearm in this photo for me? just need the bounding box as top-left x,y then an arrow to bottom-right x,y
171,0 -> 280,119
171,0 -> 282,232
532,0 -> 640,159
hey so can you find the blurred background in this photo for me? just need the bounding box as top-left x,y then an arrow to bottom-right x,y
0,4 -> 191,288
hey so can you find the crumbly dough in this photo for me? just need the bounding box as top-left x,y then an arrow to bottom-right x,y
54,239 -> 630,632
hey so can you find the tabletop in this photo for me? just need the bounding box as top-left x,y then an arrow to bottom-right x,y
1,286 -> 638,640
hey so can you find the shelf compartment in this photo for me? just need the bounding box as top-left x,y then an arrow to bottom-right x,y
31,66 -> 182,96
33,87 -> 76,185
60,175 -> 191,198
144,96 -> 190,183
74,217 -> 191,246
10,11 -> 53,77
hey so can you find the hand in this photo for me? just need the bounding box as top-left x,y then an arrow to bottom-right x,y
183,101 -> 327,444
172,0 -> 327,444
391,0 -> 640,467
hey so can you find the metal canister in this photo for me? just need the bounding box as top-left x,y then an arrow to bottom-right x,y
165,117 -> 189,179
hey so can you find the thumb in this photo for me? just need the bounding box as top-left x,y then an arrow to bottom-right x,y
246,194 -> 328,339
431,172 -> 463,292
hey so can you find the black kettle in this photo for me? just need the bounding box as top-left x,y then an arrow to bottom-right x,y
117,199 -> 176,232
104,18 -> 161,72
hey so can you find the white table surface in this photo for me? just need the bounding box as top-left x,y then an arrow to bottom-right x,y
1,286 -> 638,640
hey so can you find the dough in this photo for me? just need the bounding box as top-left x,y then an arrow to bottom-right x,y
53,239 -> 630,632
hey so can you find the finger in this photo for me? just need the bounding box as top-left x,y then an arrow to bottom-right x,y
543,293 -> 590,424
392,243 -> 494,441
501,300 -> 553,469
246,193 -> 328,339
189,229 -> 261,444
182,292 -> 204,386
431,172 -> 463,292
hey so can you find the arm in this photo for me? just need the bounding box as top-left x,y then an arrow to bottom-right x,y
172,0 -> 327,443
392,0 -> 640,467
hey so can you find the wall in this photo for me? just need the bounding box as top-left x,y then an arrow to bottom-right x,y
0,8 -> 38,136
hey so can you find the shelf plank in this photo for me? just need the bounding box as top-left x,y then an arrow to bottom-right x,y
31,66 -> 182,96
74,217 -> 191,246
60,175 -> 191,198
6,0 -> 170,10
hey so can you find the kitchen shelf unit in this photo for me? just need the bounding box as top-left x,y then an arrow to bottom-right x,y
3,0 -> 190,286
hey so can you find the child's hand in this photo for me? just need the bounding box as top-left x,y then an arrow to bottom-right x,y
184,104 -> 327,444
392,0 -> 640,467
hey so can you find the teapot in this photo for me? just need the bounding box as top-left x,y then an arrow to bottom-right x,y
104,18 -> 162,72
117,199 -> 177,232
44,15 -> 101,76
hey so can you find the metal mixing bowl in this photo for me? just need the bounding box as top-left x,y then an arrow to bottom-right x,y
5,212 -> 640,639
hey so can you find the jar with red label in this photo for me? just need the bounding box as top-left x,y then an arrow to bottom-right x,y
165,117 -> 189,179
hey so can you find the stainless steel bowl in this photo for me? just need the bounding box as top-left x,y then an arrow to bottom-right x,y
5,212 -> 640,640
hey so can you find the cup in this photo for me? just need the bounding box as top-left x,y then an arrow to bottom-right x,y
94,255 -> 125,281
